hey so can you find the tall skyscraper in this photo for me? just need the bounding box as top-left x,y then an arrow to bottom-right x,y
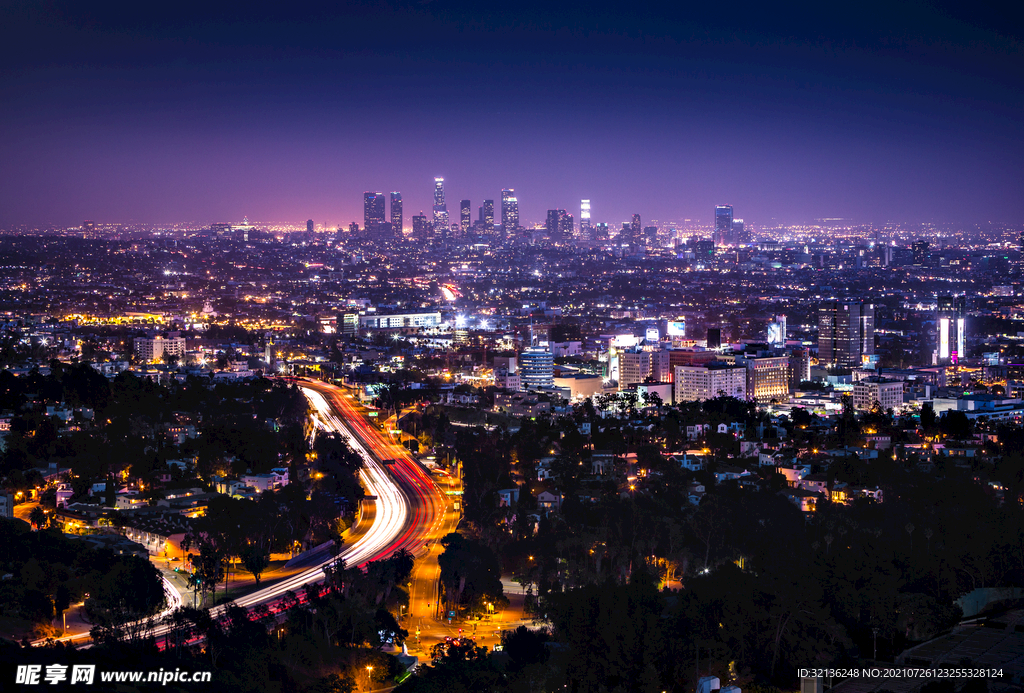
363,192 -> 386,235
630,214 -> 641,244
501,189 -> 519,236
390,192 -> 403,238
818,301 -> 875,368
580,200 -> 591,234
715,205 -> 733,246
412,212 -> 431,240
481,199 -> 494,231
731,218 -> 745,244
434,177 -> 445,207
432,178 -> 449,237
935,296 -> 966,364
546,209 -> 573,241
306,219 -> 314,234
460,200 -> 471,234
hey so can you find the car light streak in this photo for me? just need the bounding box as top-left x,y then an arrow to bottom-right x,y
41,379 -> 445,648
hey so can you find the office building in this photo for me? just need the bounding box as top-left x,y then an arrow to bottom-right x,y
707,328 -> 722,349
581,200 -> 591,234
306,219 -> 314,234
502,189 -> 519,236
460,200 -> 471,234
520,345 -> 554,390
432,177 -> 449,236
715,205 -> 733,246
853,377 -> 904,411
135,335 -> 187,363
694,239 -> 716,260
737,355 -> 789,403
617,348 -> 671,388
912,241 -> 931,266
390,192 -> 403,237
546,209 -> 573,241
363,192 -> 386,234
818,301 -> 875,369
480,199 -> 495,231
674,363 -> 747,403
359,311 -> 442,331
339,312 -> 359,338
412,213 -> 431,240
732,218 -> 746,244
789,348 -> 812,390
935,295 -> 966,365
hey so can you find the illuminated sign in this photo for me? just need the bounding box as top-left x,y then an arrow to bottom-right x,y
667,321 -> 686,337
939,317 -> 950,359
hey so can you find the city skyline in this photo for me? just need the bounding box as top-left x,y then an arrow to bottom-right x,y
1,1 -> 1022,228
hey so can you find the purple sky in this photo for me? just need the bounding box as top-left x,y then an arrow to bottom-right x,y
1,0 -> 1022,229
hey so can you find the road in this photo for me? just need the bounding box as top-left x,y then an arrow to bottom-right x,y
39,381 -> 426,647
300,381 -> 463,656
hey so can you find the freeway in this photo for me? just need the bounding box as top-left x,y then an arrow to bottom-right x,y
301,381 -> 451,563
300,381 -> 464,651
41,379 -> 437,647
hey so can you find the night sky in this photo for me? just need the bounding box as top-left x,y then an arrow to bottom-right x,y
1,0 -> 1022,228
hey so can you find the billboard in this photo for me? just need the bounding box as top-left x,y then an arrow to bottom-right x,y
939,317 -> 950,359
667,321 -> 686,337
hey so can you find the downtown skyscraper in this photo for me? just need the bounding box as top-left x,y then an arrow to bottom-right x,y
501,189 -> 519,237
460,200 -> 471,234
715,205 -> 733,246
363,192 -> 386,236
390,192 -> 403,238
546,209 -> 574,241
479,199 -> 494,232
818,301 -> 875,369
433,177 -> 449,236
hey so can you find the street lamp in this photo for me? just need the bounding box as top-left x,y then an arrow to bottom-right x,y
365,665 -> 373,692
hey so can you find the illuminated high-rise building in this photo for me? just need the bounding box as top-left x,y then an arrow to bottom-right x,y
935,296 -> 966,365
390,192 -> 403,237
480,199 -> 495,231
412,212 -> 431,240
818,301 -> 875,369
715,205 -> 733,246
580,200 -> 591,230
912,240 -> 930,266
546,209 -> 573,241
434,177 -> 445,207
306,219 -> 314,234
731,218 -> 745,244
460,200 -> 471,234
363,192 -> 386,235
501,189 -> 519,235
520,345 -> 554,390
630,214 -> 641,244
432,177 -> 449,236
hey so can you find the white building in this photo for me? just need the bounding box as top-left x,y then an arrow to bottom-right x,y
359,311 -> 442,330
853,377 -> 903,411
0,491 -> 13,519
134,335 -> 187,363
674,363 -> 747,403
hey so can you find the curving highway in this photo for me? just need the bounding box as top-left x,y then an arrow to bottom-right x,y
42,378 -> 447,647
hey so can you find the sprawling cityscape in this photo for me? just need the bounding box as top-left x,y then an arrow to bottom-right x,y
2,1 -> 1023,692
